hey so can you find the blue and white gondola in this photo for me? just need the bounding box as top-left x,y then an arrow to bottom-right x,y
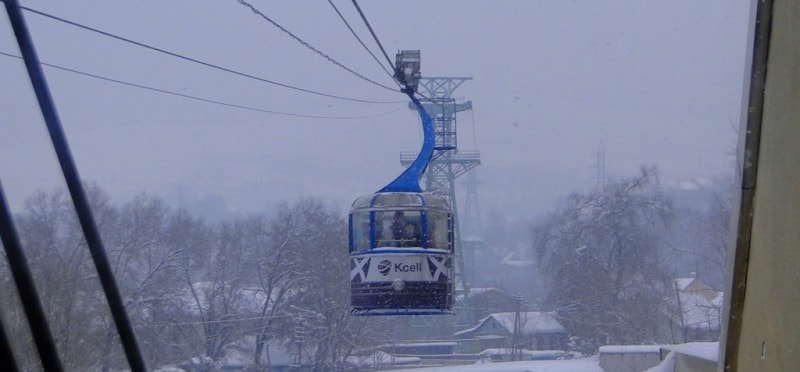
349,51 -> 455,315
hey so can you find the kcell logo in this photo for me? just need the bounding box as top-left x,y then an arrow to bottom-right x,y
378,260 -> 392,276
395,262 -> 422,272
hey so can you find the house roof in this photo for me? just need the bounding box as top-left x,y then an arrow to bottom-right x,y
455,311 -> 566,336
675,278 -> 696,291
457,287 -> 522,305
467,287 -> 520,300
672,278 -> 723,330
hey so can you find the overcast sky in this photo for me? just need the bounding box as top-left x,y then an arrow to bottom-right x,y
1,0 -> 752,224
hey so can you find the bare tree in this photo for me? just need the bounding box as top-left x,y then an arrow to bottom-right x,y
2,187 -> 402,370
262,198 -> 355,370
532,166 -> 673,352
176,209 -> 248,365
229,214 -> 304,370
9,185 -> 121,370
666,191 -> 731,290
109,195 -> 210,367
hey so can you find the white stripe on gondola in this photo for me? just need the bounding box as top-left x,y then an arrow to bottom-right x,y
350,257 -> 370,281
428,256 -> 448,281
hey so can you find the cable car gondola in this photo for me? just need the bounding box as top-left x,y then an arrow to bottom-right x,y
348,50 -> 454,315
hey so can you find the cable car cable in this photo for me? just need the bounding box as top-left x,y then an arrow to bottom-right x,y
326,0 -> 397,85
5,2 -> 147,370
0,51 -> 404,120
234,0 -> 398,92
350,0 -> 396,74
18,5 -> 402,104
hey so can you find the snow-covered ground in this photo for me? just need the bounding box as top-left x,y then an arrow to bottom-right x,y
390,357 -> 603,372
644,342 -> 719,372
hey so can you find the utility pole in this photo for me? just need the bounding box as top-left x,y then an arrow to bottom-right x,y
461,170 -> 484,288
511,294 -> 523,361
594,141 -> 606,191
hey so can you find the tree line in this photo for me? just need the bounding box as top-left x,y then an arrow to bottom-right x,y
530,165 -> 731,352
0,184 -> 389,371
0,166 -> 732,368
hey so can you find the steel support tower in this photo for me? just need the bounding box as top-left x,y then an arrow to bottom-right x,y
400,77 -> 480,317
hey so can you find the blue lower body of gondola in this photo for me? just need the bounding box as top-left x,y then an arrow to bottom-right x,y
351,281 -> 454,315
349,249 -> 454,315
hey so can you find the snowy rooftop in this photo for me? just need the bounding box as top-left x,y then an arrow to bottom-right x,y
671,278 -> 723,330
674,277 -> 696,291
391,357 -> 603,372
455,311 -> 566,336
599,345 -> 661,354
661,342 -> 719,362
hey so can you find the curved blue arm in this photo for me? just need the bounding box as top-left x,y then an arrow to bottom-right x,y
378,92 -> 433,193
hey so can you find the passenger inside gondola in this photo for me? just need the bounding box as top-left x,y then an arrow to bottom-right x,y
402,223 -> 421,247
426,221 -> 437,248
355,221 -> 369,250
390,211 -> 407,241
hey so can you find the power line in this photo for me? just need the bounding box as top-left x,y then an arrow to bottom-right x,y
234,0 -> 398,92
350,0 -> 396,76
1,51 -> 405,120
326,0 -> 397,84
19,5 -> 402,105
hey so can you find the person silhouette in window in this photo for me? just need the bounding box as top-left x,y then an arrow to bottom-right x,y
355,221 -> 370,250
403,223 -> 421,247
390,211 -> 407,244
426,221 -> 438,248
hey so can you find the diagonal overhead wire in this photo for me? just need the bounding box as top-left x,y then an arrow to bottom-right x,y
326,0 -> 397,84
18,5 -> 402,104
234,0 -> 399,92
0,51 -> 405,119
350,0 -> 396,75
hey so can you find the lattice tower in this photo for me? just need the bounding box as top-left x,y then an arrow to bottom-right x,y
400,77 -> 480,322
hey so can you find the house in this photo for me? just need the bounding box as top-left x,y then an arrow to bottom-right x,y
454,311 -> 568,354
664,276 -> 723,343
